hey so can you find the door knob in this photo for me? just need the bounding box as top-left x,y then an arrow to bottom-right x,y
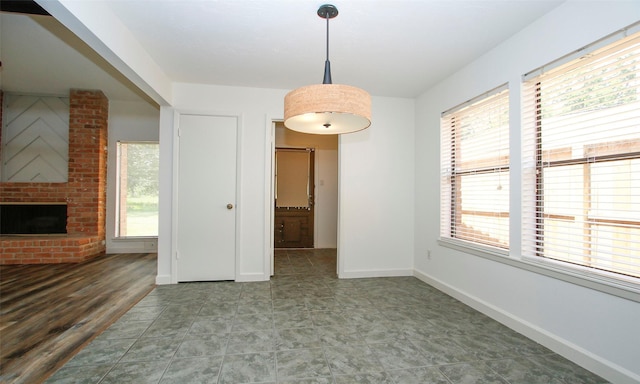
227,203 -> 234,210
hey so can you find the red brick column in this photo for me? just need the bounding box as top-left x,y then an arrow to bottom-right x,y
67,90 -> 108,242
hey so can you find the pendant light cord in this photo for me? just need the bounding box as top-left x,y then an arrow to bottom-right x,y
326,16 -> 330,62
322,14 -> 332,84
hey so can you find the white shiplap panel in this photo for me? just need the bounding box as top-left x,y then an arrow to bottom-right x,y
1,94 -> 69,182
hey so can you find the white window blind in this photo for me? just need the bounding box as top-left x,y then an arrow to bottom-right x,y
440,85 -> 510,250
522,27 -> 640,281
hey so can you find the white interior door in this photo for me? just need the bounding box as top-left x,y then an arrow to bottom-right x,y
176,114 -> 237,282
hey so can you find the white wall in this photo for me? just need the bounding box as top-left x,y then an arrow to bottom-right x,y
275,124 -> 338,248
106,100 -> 160,253
339,96 -> 415,278
414,2 -> 640,383
156,83 -> 415,283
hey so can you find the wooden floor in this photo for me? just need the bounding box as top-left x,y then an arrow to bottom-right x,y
0,253 -> 157,384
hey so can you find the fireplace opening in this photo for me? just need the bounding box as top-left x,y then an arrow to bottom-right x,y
0,204 -> 67,235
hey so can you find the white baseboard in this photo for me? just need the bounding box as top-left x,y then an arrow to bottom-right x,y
339,268 -> 413,279
236,273 -> 269,282
107,247 -> 149,253
413,268 -> 640,384
155,274 -> 172,285
155,273 -> 268,284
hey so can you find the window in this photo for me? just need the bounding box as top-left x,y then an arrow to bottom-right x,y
116,142 -> 159,237
522,27 -> 640,281
440,85 -> 510,251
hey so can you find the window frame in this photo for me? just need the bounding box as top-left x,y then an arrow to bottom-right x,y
516,22 -> 640,297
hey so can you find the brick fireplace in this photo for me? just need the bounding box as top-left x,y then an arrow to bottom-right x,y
0,90 -> 108,264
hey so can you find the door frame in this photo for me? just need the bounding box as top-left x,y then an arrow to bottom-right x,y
266,120 -> 339,277
171,109 -> 243,283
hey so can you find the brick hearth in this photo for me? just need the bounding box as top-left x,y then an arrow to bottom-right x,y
0,90 -> 108,264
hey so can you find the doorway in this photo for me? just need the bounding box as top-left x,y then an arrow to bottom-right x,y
274,148 -> 315,248
272,122 -> 338,272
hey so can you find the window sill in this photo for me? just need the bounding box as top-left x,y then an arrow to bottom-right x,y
438,238 -> 640,303
112,236 -> 158,241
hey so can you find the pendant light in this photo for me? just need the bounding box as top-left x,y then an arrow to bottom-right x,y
284,4 -> 371,135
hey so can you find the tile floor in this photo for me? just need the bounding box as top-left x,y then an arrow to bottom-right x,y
46,249 -> 608,383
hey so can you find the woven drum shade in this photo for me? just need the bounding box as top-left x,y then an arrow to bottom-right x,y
284,84 -> 371,134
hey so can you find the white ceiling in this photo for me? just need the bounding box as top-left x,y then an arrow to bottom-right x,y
1,0 -> 565,103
